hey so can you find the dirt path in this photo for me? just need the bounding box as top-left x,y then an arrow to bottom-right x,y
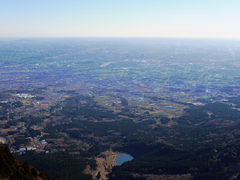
94,151 -> 121,180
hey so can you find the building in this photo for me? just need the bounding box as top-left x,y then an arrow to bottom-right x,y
0,137 -> 7,144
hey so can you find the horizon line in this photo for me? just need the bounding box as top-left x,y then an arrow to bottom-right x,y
0,36 -> 240,40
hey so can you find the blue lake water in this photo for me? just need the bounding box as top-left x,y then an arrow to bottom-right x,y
115,154 -> 134,165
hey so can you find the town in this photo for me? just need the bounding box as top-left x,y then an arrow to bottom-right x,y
1,38 -> 240,179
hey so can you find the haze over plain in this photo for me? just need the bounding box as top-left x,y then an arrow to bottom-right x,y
1,0 -> 240,38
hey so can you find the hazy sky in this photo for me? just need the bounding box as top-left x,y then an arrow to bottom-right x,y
1,0 -> 240,38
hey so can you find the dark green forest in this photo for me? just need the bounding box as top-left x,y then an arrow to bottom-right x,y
17,152 -> 95,180
0,144 -> 50,180
10,95 -> 240,179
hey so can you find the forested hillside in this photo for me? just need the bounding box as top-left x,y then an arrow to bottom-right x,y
0,144 -> 50,180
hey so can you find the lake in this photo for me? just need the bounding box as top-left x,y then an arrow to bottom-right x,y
115,154 -> 134,165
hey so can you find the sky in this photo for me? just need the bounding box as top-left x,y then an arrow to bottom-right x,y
0,0 -> 240,38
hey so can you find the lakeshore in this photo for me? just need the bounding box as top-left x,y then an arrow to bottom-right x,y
115,154 -> 134,165
92,151 -> 123,180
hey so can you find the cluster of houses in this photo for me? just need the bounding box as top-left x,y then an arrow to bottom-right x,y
18,139 -> 49,154
15,94 -> 36,99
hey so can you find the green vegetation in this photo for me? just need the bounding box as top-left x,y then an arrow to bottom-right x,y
111,142 -> 240,180
2,39 -> 240,179
17,152 -> 95,180
63,96 -> 117,120
4,94 -> 240,179
0,144 -> 50,180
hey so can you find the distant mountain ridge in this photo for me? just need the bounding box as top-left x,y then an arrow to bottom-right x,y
0,144 -> 50,180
